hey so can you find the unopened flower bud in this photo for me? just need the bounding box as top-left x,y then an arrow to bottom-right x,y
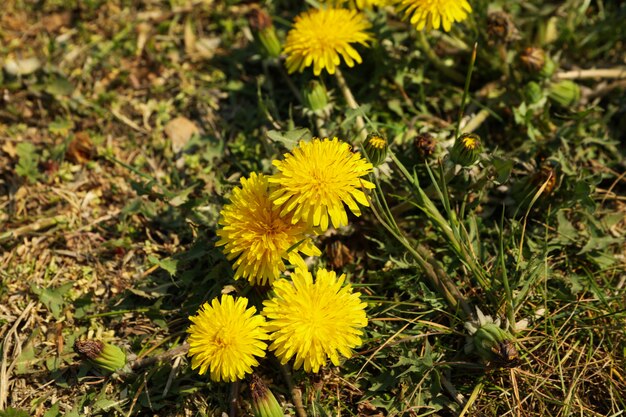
302,80 -> 332,117
465,308 -> 519,365
519,47 -> 555,78
523,81 -> 544,104
248,8 -> 281,58
414,132 -> 436,158
519,47 -> 544,71
450,133 -> 482,166
74,339 -> 127,373
548,80 -> 580,108
532,162 -> 559,194
250,373 -> 283,417
472,323 -> 517,362
363,133 -> 388,167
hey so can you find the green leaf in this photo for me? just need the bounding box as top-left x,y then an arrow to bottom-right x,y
30,282 -> 73,319
578,235 -> 621,255
148,255 -> 178,276
48,117 -> 74,136
45,75 -> 74,96
491,157 -> 514,185
554,210 -> 577,243
266,128 -> 311,151
0,408 -> 31,417
169,184 -> 198,207
14,340 -> 36,374
43,403 -> 61,417
343,104 -> 371,129
15,142 -> 40,183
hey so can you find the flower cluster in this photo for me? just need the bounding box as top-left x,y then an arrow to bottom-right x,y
187,269 -> 369,381
188,138 -> 373,382
216,172 -> 320,286
280,1 -> 473,76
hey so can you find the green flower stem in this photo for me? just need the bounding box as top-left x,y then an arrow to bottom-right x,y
280,363 -> 307,417
418,31 -> 465,84
425,161 -> 491,290
229,380 -> 240,417
555,67 -> 626,80
369,199 -> 468,316
331,53 -> 475,316
389,152 -> 491,292
369,171 -> 473,318
276,64 -> 304,104
455,42 -> 478,139
460,108 -> 490,134
497,44 -> 510,80
499,213 -> 516,332
314,114 -> 329,138
334,68 -> 367,141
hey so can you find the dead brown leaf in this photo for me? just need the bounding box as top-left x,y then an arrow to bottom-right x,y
164,116 -> 199,154
66,131 -> 96,164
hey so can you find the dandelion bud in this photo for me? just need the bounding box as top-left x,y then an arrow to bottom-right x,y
511,161 -> 559,207
465,308 -> 519,365
414,132 -> 436,158
519,47 -> 545,71
523,81 -> 544,104
250,374 -> 284,417
486,11 -> 519,44
473,323 -> 517,362
532,162 -> 558,194
302,80 -> 332,117
74,339 -> 127,373
519,47 -> 555,78
248,8 -> 281,58
363,133 -> 388,167
450,133 -> 482,166
548,80 -> 581,108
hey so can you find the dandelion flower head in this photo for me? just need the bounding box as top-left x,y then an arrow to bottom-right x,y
262,268 -> 368,372
322,0 -> 393,9
269,138 -> 375,231
397,0 -> 472,32
283,7 -> 372,75
187,295 -> 269,382
461,134 -> 479,150
367,135 -> 387,150
216,172 -> 321,286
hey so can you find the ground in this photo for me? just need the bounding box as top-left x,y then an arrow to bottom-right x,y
1,1 -> 625,416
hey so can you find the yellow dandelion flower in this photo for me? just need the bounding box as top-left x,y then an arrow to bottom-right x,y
397,0 -> 472,32
262,268 -> 368,372
216,172 -> 321,286
283,8 -> 372,76
354,0 -> 393,8
269,138 -> 375,232
187,295 -> 269,382
322,0 -> 392,9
